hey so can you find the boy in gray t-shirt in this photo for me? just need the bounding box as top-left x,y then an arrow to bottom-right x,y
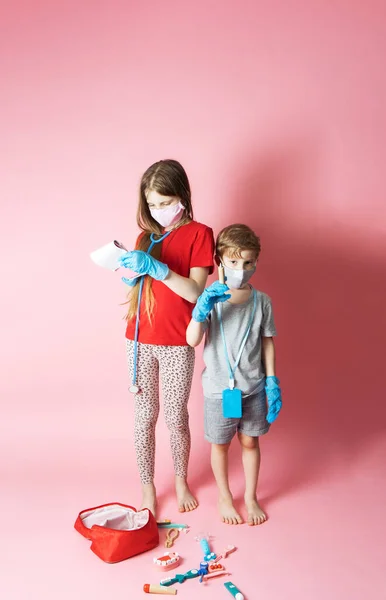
187,224 -> 282,526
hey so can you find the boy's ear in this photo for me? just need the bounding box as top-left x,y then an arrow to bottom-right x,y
214,254 -> 221,267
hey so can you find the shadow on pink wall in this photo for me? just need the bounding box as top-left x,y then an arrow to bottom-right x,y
190,139 -> 386,507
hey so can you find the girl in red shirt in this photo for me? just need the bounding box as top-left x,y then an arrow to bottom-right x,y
119,159 -> 214,517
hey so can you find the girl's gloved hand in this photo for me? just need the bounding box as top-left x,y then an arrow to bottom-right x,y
122,276 -> 138,287
118,250 -> 169,281
265,376 -> 282,423
192,281 -> 231,322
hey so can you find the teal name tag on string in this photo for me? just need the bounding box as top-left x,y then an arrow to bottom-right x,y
217,288 -> 257,420
222,388 -> 242,418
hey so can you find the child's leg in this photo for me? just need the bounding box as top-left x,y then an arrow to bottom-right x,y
238,433 -> 267,525
157,344 -> 197,512
211,443 -> 243,524
126,340 -> 159,516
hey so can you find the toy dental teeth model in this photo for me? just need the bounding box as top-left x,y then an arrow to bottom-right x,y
153,552 -> 180,571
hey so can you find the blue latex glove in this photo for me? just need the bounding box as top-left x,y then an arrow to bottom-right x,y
118,250 -> 169,281
121,276 -> 138,287
265,376 -> 282,424
192,281 -> 230,322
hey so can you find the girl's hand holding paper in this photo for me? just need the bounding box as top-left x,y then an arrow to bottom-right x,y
119,250 -> 169,281
192,281 -> 230,322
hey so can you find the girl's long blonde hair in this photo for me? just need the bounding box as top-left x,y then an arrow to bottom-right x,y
125,159 -> 194,322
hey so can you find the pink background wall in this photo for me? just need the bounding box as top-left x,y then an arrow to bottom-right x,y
1,1 -> 385,599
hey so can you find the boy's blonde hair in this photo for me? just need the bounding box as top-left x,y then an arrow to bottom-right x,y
216,224 -> 261,260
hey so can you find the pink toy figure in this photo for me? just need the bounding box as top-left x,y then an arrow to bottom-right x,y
214,545 -> 237,562
202,570 -> 230,582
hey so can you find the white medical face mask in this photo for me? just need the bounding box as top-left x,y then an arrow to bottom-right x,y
223,265 -> 256,289
150,202 -> 185,228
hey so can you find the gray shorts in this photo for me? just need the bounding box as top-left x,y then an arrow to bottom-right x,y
204,389 -> 270,444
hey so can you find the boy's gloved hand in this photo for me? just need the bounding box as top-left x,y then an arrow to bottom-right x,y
192,281 -> 231,322
118,250 -> 169,281
265,376 -> 282,424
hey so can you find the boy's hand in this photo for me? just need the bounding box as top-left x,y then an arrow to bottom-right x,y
265,376 -> 282,423
192,281 -> 230,322
118,250 -> 169,281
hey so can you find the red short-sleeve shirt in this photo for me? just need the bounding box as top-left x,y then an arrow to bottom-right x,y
125,221 -> 214,346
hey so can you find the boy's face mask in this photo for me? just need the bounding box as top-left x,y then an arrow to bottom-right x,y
150,202 -> 185,228
223,264 -> 256,289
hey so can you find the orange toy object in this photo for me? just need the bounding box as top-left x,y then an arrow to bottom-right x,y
165,528 -> 180,548
208,562 -> 226,573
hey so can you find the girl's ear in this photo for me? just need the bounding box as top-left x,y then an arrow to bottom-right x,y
214,254 -> 222,267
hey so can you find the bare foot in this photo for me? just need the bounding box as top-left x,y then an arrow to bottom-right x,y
140,483 -> 157,519
218,495 -> 243,525
175,476 -> 198,512
245,497 -> 267,526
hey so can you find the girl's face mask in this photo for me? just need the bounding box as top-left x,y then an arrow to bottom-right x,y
223,264 -> 256,289
150,201 -> 185,228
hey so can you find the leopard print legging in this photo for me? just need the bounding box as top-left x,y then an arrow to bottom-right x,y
126,340 -> 195,485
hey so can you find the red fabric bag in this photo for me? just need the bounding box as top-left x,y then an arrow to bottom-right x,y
74,502 -> 159,563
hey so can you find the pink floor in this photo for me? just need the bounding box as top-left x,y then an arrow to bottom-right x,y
3,370 -> 386,600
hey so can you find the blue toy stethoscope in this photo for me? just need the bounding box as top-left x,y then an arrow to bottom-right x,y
129,230 -> 172,394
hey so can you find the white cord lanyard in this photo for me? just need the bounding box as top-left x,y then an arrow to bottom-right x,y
216,288 -> 257,390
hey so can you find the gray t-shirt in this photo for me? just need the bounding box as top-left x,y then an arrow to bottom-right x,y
202,287 -> 277,399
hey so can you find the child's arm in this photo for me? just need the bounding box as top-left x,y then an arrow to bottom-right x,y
186,281 -> 230,346
186,318 -> 206,347
162,267 -> 209,303
119,250 -> 210,303
262,336 -> 276,377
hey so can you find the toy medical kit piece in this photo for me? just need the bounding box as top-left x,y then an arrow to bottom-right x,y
224,581 -> 245,600
153,552 -> 180,571
202,569 -> 230,582
222,387 -> 242,418
74,502 -> 159,563
157,520 -> 172,524
218,263 -> 225,284
157,523 -> 189,530
197,561 -> 210,583
165,528 -> 179,548
128,231 -> 172,395
200,561 -> 226,582
208,562 -> 225,574
90,240 -> 133,272
195,533 -> 217,561
214,545 -> 237,562
160,568 -> 200,586
143,584 -> 177,595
